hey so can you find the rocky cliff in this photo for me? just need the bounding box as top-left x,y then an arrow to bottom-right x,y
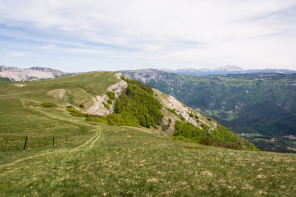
0,65 -> 68,81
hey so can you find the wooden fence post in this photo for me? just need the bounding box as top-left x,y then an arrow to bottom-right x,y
23,136 -> 28,150
53,137 -> 55,147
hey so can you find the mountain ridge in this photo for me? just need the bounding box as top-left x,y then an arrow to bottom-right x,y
39,72 -> 256,150
0,65 -> 69,81
161,66 -> 296,76
121,69 -> 296,153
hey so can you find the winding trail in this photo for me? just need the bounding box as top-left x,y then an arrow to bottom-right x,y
0,79 -> 106,169
90,127 -> 102,149
0,126 -> 102,168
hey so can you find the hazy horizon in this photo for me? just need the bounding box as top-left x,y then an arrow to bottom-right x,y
2,64 -> 296,73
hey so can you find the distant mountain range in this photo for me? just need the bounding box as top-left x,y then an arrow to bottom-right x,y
1,65 -> 295,82
0,65 -> 69,81
162,65 -> 296,76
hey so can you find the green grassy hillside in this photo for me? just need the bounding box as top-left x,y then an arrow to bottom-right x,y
64,75 -> 256,150
1,72 -> 295,196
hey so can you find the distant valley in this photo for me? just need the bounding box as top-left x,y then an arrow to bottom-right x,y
122,69 -> 296,153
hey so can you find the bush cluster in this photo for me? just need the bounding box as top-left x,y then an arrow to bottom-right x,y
68,79 -> 163,128
172,120 -> 258,150
166,108 -> 185,121
110,79 -> 163,128
106,91 -> 115,100
41,102 -> 57,108
102,102 -> 110,109
66,106 -> 88,117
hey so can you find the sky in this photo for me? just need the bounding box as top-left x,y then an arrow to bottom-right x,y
0,0 -> 296,72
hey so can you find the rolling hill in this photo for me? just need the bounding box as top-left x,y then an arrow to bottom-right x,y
1,72 -> 295,196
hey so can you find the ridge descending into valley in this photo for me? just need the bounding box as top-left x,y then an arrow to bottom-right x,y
1,72 -> 295,196
64,74 -> 257,150
122,69 -> 296,153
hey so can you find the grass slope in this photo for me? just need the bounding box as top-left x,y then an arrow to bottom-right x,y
0,73 -> 296,196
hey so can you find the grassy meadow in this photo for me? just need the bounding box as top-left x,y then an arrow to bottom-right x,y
0,73 -> 296,196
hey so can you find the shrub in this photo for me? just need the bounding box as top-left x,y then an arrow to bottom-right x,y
66,106 -> 85,117
201,123 -> 210,131
107,99 -> 112,104
167,108 -> 185,121
106,91 -> 115,100
41,102 -> 57,108
180,116 -> 186,121
103,102 -> 110,109
167,108 -> 178,116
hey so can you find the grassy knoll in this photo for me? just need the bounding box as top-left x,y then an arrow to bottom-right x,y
0,74 -> 296,196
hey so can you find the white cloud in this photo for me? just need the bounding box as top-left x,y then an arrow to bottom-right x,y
0,0 -> 296,70
8,51 -> 30,57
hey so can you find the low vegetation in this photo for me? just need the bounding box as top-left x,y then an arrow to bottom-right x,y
41,102 -> 57,108
106,91 -> 115,100
166,108 -> 185,121
173,120 -> 258,150
102,102 -> 110,109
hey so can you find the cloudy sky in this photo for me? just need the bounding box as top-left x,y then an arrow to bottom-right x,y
0,0 -> 296,72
